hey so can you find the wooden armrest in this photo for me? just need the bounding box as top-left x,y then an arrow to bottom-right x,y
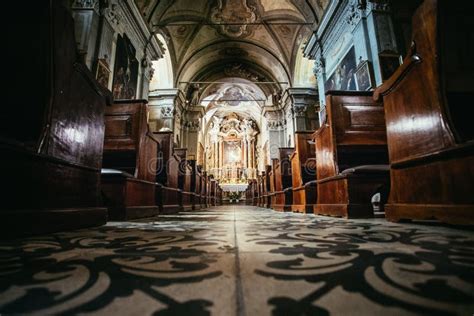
374,49 -> 422,101
340,165 -> 390,175
101,168 -> 134,178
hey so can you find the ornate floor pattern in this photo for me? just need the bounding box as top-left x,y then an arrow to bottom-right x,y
1,206 -> 473,315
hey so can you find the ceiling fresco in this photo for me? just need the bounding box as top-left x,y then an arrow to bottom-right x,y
136,0 -> 329,110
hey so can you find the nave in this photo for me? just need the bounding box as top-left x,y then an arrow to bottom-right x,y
1,206 -> 473,315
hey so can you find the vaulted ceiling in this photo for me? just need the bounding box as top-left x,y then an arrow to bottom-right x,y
136,0 -> 329,107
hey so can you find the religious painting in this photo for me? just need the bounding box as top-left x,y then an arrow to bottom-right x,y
95,58 -> 110,89
355,60 -> 374,91
325,46 -> 357,91
112,34 -> 139,100
379,51 -> 402,81
223,140 -> 242,165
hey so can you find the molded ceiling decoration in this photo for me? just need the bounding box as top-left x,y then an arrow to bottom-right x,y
136,0 -> 329,110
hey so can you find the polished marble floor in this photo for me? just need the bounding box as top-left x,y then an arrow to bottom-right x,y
1,206 -> 473,315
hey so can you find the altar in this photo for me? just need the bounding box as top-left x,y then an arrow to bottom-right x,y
219,182 -> 249,192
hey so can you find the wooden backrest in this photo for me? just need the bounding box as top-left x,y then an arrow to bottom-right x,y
3,0 -> 109,168
201,171 -> 208,196
189,160 -> 199,193
276,148 -> 295,190
210,178 -> 217,197
374,0 -> 474,164
264,165 -> 272,193
270,159 -> 278,193
314,91 -> 388,180
103,100 -> 157,182
291,132 -> 316,188
174,148 -> 192,192
196,165 -> 203,195
261,172 -> 266,194
152,131 -> 179,188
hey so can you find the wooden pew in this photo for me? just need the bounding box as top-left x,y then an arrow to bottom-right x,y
188,160 -> 201,210
201,171 -> 208,208
247,179 -> 256,205
101,100 -> 160,220
196,166 -> 205,209
245,181 -> 253,205
373,0 -> 474,224
1,0 -> 109,237
257,174 -> 263,207
313,91 -> 390,218
269,159 -> 278,208
216,186 -> 223,205
253,177 -> 259,206
273,148 -> 295,212
209,177 -> 217,206
291,132 -> 317,213
153,131 -> 183,213
174,148 -> 193,211
264,165 -> 272,208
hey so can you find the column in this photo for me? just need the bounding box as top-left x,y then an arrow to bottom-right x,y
287,88 -> 319,132
365,2 -> 399,85
219,138 -> 224,179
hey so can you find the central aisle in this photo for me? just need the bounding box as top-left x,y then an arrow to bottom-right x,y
1,206 -> 473,315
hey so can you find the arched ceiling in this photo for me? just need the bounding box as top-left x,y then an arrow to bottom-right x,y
136,0 -> 330,112
201,77 -> 265,123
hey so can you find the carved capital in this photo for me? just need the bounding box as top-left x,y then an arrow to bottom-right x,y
267,119 -> 285,131
293,105 -> 308,117
346,3 -> 362,27
71,0 -> 99,11
313,57 -> 325,76
184,119 -> 200,131
160,106 -> 174,118
366,0 -> 391,13
104,1 -> 122,26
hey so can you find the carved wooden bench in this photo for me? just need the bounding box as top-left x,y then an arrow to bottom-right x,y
290,132 -> 317,213
273,148 -> 295,212
313,91 -> 390,218
373,0 -> 474,224
101,100 -> 159,220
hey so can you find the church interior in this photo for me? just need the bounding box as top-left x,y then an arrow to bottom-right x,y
1,0 -> 473,314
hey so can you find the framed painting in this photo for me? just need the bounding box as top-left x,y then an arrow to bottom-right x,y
96,58 -> 110,89
324,46 -> 357,92
112,34 -> 139,100
355,60 -> 374,91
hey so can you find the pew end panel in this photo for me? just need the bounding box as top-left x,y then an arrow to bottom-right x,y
264,165 -> 272,208
291,132 -> 317,213
153,131 -> 183,214
273,148 -> 295,212
175,148 -> 193,211
314,91 -> 390,218
101,101 -> 159,220
1,1 -> 109,237
373,0 -> 474,224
